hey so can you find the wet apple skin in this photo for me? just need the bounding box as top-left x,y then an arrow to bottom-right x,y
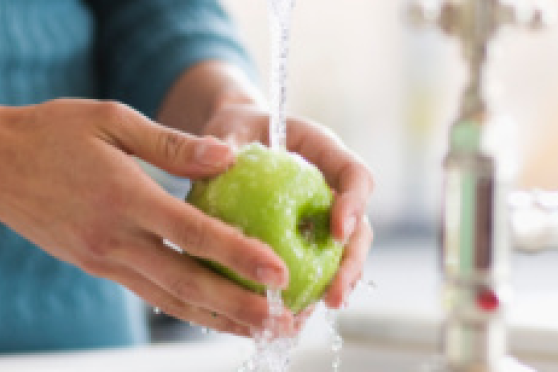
187,143 -> 343,313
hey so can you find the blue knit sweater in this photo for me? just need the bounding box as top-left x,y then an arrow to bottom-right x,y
0,0 -> 253,353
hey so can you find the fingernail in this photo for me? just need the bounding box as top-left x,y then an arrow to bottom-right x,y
256,267 -> 287,289
194,139 -> 233,167
343,215 -> 357,242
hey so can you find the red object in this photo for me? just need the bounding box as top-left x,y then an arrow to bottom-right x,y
476,288 -> 499,312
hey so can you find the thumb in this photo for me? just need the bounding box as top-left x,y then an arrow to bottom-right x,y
110,109 -> 235,179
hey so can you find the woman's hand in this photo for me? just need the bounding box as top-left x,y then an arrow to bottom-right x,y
0,99 -> 295,337
203,102 -> 374,311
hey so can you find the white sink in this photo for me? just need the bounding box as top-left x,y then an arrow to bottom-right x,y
2,339 -> 557,372
0,340 -> 416,372
0,340 -> 470,372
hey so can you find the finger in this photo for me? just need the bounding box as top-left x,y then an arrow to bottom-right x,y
112,237 -> 294,331
99,102 -> 235,179
105,262 -> 252,337
283,119 -> 373,242
330,171 -> 372,242
324,215 -> 373,309
286,119 -> 371,190
135,189 -> 289,289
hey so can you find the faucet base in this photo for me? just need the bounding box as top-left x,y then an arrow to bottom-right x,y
433,356 -> 536,372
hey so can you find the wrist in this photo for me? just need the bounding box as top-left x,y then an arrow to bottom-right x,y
158,61 -> 266,135
210,69 -> 267,114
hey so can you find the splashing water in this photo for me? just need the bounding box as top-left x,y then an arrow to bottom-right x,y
238,288 -> 298,372
268,0 -> 295,149
325,309 -> 343,372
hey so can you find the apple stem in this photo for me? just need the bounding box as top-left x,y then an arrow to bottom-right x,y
298,219 -> 315,242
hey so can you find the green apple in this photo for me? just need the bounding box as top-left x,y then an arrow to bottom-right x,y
186,142 -> 343,313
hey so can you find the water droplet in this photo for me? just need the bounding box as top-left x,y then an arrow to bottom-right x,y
332,335 -> 343,352
356,279 -> 377,297
162,239 -> 182,252
332,356 -> 342,372
238,287 -> 298,372
325,309 -> 344,372
153,307 -> 161,315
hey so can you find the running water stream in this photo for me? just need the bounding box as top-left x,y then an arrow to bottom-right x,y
238,1 -> 344,371
268,0 -> 294,150
238,289 -> 297,372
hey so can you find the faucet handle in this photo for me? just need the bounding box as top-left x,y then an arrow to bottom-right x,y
497,0 -> 556,30
407,0 -> 458,33
408,0 -> 555,36
509,190 -> 558,252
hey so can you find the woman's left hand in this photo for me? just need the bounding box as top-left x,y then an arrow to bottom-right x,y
203,102 -> 374,311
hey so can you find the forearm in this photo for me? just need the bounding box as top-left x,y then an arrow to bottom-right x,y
156,61 -> 266,136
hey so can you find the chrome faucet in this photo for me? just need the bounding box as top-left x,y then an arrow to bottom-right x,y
409,0 -> 555,371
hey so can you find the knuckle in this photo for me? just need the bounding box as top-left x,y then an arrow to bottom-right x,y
178,218 -> 212,258
157,130 -> 188,164
232,298 -> 267,327
97,100 -> 128,120
82,232 -> 114,258
352,162 -> 374,194
222,232 -> 251,262
168,275 -> 200,302
350,160 -> 375,196
231,251 -> 258,277
76,226 -> 125,262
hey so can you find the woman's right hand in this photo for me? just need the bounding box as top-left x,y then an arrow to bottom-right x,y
0,99 -> 293,336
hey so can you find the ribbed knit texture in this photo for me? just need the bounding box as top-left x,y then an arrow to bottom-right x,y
86,0 -> 256,118
0,0 -> 255,353
0,0 -> 97,105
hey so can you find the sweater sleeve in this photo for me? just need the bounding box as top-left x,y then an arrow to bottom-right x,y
85,0 -> 257,119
